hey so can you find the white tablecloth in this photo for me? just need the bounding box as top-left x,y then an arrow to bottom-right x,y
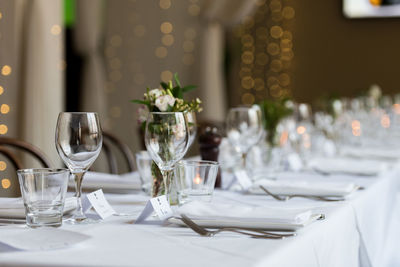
0,169 -> 398,267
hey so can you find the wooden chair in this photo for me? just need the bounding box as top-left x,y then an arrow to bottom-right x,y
0,137 -> 51,168
102,131 -> 135,174
0,137 -> 51,197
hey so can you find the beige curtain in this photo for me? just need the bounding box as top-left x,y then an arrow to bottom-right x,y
18,0 -> 64,167
0,0 -> 64,196
74,0 -> 106,119
199,0 -> 258,122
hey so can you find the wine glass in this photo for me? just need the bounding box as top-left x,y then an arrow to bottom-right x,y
55,112 -> 102,224
185,111 -> 197,148
226,106 -> 263,169
144,112 -> 189,201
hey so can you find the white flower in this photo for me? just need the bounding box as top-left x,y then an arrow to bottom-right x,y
155,95 -> 175,111
137,105 -> 149,123
148,88 -> 163,99
172,123 -> 186,139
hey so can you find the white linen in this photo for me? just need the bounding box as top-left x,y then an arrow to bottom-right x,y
308,157 -> 388,176
72,171 -> 142,192
249,179 -> 359,197
170,201 -> 318,231
0,197 -> 77,219
0,170 -> 397,267
175,200 -> 312,224
340,146 -> 400,161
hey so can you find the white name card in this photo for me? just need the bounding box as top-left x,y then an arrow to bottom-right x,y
234,169 -> 253,190
135,195 -> 173,224
83,189 -> 116,219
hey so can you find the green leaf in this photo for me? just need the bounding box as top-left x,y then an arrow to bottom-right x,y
160,82 -> 168,90
131,99 -> 150,105
174,73 -> 181,88
182,85 -> 196,93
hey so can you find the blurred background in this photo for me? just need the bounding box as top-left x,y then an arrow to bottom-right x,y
1,0 -> 400,196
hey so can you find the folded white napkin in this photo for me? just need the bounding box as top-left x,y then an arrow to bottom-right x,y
340,146 -> 400,161
249,179 -> 358,196
176,201 -> 312,225
70,171 -> 142,191
0,197 -> 77,219
308,157 -> 388,176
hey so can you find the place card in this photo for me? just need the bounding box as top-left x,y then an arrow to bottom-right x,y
135,195 -> 173,224
234,169 -> 253,190
287,153 -> 303,171
82,189 -> 116,219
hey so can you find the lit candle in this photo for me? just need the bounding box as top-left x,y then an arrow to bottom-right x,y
193,173 -> 202,185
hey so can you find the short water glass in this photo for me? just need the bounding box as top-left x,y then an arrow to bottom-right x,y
135,151 -> 153,194
17,168 -> 70,228
175,160 -> 219,204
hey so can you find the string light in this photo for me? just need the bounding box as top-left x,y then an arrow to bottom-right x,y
161,70 -> 173,82
1,65 -> 11,76
50,24 -> 61,35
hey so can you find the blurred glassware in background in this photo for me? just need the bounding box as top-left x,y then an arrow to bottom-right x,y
135,151 -> 153,194
226,106 -> 264,170
291,103 -> 314,164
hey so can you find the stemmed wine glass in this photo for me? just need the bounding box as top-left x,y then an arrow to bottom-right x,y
55,112 -> 102,224
185,111 -> 197,148
144,112 -> 189,201
226,106 -> 263,169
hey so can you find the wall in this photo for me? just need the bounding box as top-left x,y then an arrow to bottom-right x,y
292,0 -> 400,102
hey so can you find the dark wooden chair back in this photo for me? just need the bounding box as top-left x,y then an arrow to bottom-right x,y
102,132 -> 135,174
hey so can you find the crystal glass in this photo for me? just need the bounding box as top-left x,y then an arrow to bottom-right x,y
144,112 -> 189,201
55,112 -> 102,224
17,168 -> 69,228
185,111 -> 197,148
175,160 -> 219,204
135,150 -> 153,194
226,106 -> 263,169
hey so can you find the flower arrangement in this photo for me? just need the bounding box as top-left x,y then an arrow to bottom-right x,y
259,98 -> 293,146
132,73 -> 202,199
132,73 -> 202,130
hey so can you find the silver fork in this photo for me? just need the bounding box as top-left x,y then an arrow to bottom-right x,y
178,214 -> 296,239
259,185 -> 345,202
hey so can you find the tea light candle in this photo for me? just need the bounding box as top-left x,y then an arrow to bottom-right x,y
193,173 -> 202,185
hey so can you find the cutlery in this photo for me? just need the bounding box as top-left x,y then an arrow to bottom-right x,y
259,185 -> 345,202
178,214 -> 296,239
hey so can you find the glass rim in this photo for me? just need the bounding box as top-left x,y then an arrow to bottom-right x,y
17,168 -> 70,175
177,160 -> 219,167
59,112 -> 98,115
149,112 -> 184,115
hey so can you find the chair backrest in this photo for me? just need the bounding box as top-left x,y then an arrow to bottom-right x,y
101,131 -> 135,174
0,137 -> 51,168
0,137 -> 51,197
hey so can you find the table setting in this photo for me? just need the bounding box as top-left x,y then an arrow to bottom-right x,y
0,75 -> 398,267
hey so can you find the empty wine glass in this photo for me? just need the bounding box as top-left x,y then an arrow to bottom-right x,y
226,106 -> 263,169
55,112 -> 102,224
144,112 -> 189,201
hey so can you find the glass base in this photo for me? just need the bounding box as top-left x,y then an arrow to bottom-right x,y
64,217 -> 99,225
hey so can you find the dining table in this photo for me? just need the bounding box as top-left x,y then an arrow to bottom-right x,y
0,164 -> 398,267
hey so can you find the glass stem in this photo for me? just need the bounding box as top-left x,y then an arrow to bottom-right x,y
160,169 -> 173,201
73,172 -> 86,220
242,152 -> 248,170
